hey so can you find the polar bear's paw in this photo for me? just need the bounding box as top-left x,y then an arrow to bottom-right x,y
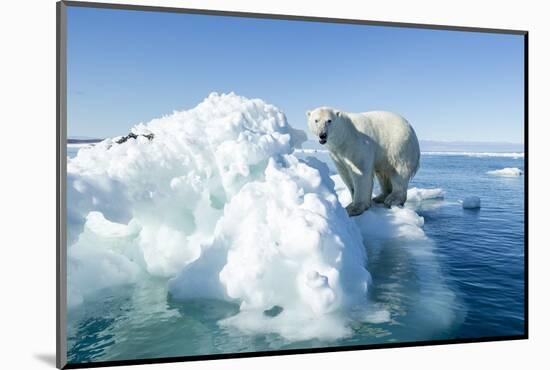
346,203 -> 369,217
372,193 -> 388,204
383,192 -> 406,208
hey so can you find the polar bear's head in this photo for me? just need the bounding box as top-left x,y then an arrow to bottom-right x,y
306,107 -> 341,145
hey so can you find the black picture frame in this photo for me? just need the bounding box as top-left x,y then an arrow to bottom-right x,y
56,1 -> 529,368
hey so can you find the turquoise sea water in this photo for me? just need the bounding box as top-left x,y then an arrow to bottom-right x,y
67,150 -> 525,364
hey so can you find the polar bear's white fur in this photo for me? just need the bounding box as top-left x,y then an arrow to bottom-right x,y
307,108 -> 420,216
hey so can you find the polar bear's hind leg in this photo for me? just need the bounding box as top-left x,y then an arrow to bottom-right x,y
373,171 -> 392,203
384,173 -> 408,207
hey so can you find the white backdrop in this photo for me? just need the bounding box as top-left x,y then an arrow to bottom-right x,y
0,0 -> 547,369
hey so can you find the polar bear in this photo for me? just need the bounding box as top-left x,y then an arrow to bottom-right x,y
307,108 -> 420,216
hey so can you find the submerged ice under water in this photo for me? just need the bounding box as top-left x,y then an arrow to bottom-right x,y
66,94 -> 525,364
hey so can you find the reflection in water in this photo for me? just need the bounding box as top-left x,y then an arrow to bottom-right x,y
68,226 -> 463,363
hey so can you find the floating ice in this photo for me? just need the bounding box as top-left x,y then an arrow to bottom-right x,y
487,167 -> 523,177
67,93 -> 455,340
67,93 -> 372,338
406,187 -> 445,203
67,212 -> 143,308
461,196 -> 481,209
330,175 -> 444,207
169,156 -> 371,340
352,197 -> 459,333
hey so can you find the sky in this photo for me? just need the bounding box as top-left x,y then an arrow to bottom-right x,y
67,6 -> 525,144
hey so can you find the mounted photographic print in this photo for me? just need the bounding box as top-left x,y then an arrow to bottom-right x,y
56,1 -> 528,368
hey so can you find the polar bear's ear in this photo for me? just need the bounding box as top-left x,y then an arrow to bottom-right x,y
306,110 -> 311,117
335,111 -> 341,117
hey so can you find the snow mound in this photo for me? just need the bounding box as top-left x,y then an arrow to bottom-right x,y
170,156 -> 371,340
67,93 -> 371,339
487,167 -> 523,177
461,196 -> 481,209
68,93 -> 306,302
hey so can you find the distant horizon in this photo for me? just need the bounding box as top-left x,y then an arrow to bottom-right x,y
68,135 -> 525,153
303,138 -> 524,153
67,135 -> 525,146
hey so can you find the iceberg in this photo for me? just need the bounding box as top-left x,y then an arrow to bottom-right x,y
67,92 -> 452,340
67,93 -> 368,337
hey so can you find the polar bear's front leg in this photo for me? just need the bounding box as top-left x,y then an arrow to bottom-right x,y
345,159 -> 374,217
333,158 -> 354,199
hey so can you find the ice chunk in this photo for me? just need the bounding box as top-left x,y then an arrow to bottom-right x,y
67,212 -> 142,308
330,174 -> 444,208
487,167 -> 523,177
461,196 -> 481,209
354,205 -> 426,241
352,200 -> 458,332
68,93 -> 371,339
170,155 -> 371,340
406,187 -> 445,203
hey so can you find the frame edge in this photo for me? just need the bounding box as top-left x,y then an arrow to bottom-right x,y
56,2 -> 529,368
57,1 -> 68,369
62,0 -> 527,35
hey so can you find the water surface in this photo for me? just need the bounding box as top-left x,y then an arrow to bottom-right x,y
67,151 -> 525,363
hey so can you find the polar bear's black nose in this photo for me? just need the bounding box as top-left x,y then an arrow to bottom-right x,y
319,132 -> 327,144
